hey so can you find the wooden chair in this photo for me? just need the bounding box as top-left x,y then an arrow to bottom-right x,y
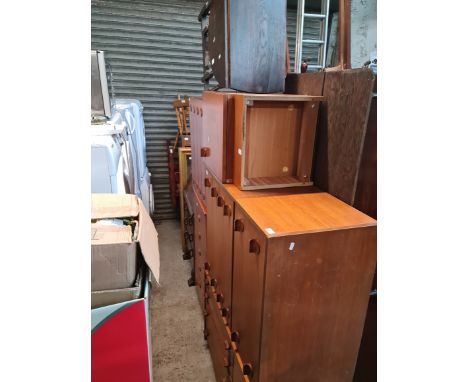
172,96 -> 190,151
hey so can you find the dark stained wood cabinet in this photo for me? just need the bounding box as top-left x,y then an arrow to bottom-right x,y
208,0 -> 287,93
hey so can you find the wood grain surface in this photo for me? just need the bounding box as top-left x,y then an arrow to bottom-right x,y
284,71 -> 325,96
229,0 -> 287,92
235,192 -> 376,237
189,97 -> 206,201
353,95 -> 377,219
231,207 -> 267,382
259,226 -> 376,382
313,68 -> 374,205
232,94 -> 322,190
202,91 -> 235,183
208,0 -> 229,88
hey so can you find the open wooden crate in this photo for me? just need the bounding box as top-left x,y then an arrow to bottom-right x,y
233,94 -> 324,190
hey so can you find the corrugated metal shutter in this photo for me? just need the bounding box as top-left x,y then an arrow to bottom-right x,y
91,0 -> 205,220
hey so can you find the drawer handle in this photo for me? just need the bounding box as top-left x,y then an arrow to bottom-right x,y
234,219 -> 244,232
249,239 -> 260,255
216,293 -> 224,303
204,177 -> 211,187
201,147 -> 210,157
210,278 -> 218,287
223,205 -> 231,216
217,196 -> 225,207
243,363 -> 253,377
231,331 -> 240,343
211,187 -> 218,198
221,307 -> 229,318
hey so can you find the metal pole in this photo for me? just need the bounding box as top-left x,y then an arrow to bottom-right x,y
322,0 -> 330,68
294,0 -> 305,73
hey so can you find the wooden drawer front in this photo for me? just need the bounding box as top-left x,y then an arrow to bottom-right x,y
201,91 -> 234,183
206,175 -> 234,325
206,292 -> 233,382
231,208 -> 266,382
189,97 -> 206,200
232,352 -> 251,382
193,196 -> 207,307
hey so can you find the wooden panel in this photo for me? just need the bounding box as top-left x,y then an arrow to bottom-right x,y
206,174 -> 235,325
233,94 -> 323,190
313,68 -> 375,205
353,96 -> 377,219
206,295 -> 231,382
193,189 -> 207,307
352,294 -> 377,382
229,0 -> 286,93
189,97 -> 206,201
236,192 -> 376,237
259,227 -> 377,382
284,72 -> 325,96
231,208 -> 266,382
233,352 -> 251,382
245,101 -> 303,179
178,148 -> 192,253
202,91 -> 235,183
208,0 -> 228,88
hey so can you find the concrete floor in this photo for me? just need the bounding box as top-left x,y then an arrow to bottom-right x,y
150,219 -> 216,382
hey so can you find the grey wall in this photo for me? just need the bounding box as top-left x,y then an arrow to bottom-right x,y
350,0 -> 377,68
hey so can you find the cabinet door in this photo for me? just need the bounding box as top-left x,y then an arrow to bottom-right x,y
206,176 -> 235,325
190,98 -> 206,200
193,196 -> 207,307
206,294 -> 231,382
231,208 -> 266,382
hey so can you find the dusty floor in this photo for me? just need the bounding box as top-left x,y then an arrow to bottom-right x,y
150,219 -> 216,382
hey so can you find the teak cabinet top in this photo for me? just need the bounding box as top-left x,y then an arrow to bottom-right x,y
235,192 -> 376,237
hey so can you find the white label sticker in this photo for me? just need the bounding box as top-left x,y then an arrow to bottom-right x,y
265,227 -> 275,235
289,242 -> 295,251
238,148 -> 242,156
184,137 -> 188,141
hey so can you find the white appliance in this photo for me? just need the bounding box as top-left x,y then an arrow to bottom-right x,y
91,122 -> 128,194
111,99 -> 154,215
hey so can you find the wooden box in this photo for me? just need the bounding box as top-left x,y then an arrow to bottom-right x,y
208,0 -> 287,93
233,94 -> 323,190
230,193 -> 376,382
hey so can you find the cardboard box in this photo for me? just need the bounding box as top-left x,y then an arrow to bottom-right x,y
91,268 -> 143,309
91,194 -> 160,291
91,224 -> 138,291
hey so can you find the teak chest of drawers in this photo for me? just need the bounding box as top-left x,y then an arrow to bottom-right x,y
195,171 -> 376,382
